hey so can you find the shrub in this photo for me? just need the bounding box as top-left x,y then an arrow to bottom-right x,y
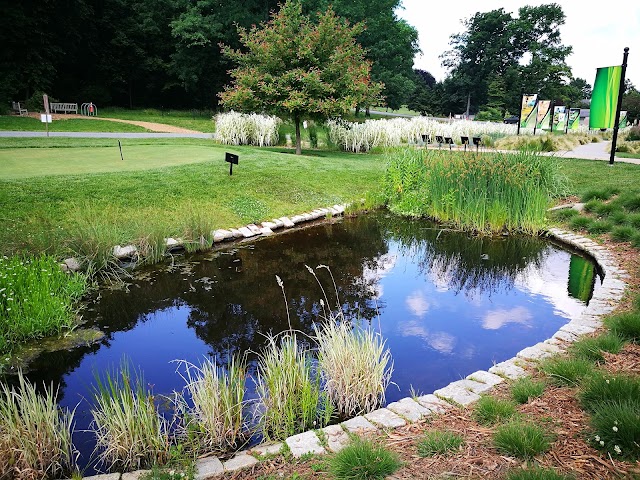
569,333 -> 625,363
315,320 -> 392,418
510,377 -> 546,404
416,430 -> 464,457
90,361 -> 170,471
540,357 -> 594,386
328,438 -> 402,480
256,332 -> 332,440
0,371 -> 76,479
494,420 -> 553,459
610,225 -> 636,242
505,467 -> 574,480
589,400 -> 640,460
473,396 -> 517,425
579,372 -> 640,413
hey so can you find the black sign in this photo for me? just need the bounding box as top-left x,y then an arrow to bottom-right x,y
225,152 -> 239,175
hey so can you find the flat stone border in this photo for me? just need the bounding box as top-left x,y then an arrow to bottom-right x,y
72,226 -> 627,479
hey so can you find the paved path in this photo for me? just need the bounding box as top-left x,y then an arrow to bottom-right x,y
554,141 -> 640,165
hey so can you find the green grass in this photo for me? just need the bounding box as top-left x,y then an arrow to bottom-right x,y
569,333 -> 625,363
510,377 -> 546,404
416,430 -> 464,457
493,420 -> 554,459
0,115 -> 151,132
579,372 -> 640,413
605,311 -> 640,342
328,438 -> 402,479
472,396 -> 517,425
588,400 -> 640,460
504,467 -> 574,480
101,107 -> 216,133
0,254 -> 87,354
539,356 -> 595,387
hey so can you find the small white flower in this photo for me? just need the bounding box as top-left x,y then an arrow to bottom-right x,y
613,426 -> 619,432
606,379 -> 610,384
595,435 -> 601,442
600,440 -> 605,446
614,445 -> 622,455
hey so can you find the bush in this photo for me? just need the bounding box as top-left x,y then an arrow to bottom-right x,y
328,439 -> 402,480
25,90 -> 59,112
569,333 -> 625,363
510,377 -> 546,404
540,357 -> 594,386
605,312 -> 640,343
494,420 -> 553,459
473,396 -> 517,425
416,430 -> 464,457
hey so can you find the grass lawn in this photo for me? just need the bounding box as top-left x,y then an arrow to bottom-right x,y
0,138 -> 386,259
0,115 -> 150,133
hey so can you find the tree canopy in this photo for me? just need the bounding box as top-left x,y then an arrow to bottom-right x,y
219,0 -> 382,154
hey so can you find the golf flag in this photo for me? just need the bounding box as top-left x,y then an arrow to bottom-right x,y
568,108 -> 581,130
520,94 -> 538,128
536,100 -> 551,130
590,65 -> 622,129
619,111 -> 628,128
552,106 -> 567,132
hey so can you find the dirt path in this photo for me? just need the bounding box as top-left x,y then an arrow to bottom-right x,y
27,113 -> 203,134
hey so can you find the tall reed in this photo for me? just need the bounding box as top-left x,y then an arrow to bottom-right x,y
0,254 -> 86,354
0,371 -> 76,480
90,361 -> 170,471
174,356 -> 246,454
255,332 -> 332,440
315,321 -> 392,418
383,148 -> 566,234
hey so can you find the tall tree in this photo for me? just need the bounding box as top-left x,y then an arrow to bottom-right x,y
220,0 -> 382,154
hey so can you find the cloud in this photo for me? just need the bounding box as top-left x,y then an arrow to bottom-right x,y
406,290 -> 430,317
398,320 -> 456,354
482,306 -> 533,330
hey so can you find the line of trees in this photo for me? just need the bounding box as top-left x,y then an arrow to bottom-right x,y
0,0 -> 418,111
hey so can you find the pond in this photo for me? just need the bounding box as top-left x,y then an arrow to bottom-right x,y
9,211 -> 601,470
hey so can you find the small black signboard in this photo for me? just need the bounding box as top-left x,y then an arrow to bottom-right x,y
460,136 -> 469,152
472,137 -> 482,152
225,152 -> 239,175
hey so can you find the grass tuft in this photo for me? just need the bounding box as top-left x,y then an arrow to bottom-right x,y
610,225 -> 636,242
0,371 -> 76,479
569,333 -> 625,363
605,312 -> 640,343
579,372 -> 640,413
472,396 -> 517,425
580,187 -> 619,202
328,438 -> 402,480
539,356 -> 594,386
569,215 -> 592,231
493,420 -> 554,459
416,430 -> 464,457
510,377 -> 546,404
504,466 -> 574,480
588,400 -> 640,460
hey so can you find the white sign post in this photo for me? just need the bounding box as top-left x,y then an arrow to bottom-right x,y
43,94 -> 51,137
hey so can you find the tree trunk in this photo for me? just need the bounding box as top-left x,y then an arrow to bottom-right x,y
355,105 -> 361,117
365,106 -> 370,117
294,115 -> 302,155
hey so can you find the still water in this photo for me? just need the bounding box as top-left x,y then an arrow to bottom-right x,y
15,212 -> 600,468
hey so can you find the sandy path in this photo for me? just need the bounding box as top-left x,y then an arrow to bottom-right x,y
27,113 -> 204,134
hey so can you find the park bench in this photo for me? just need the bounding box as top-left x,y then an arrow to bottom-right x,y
49,102 -> 78,114
11,101 -> 28,116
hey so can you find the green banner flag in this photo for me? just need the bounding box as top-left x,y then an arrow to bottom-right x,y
590,65 -> 622,129
552,106 -> 567,132
520,94 -> 538,128
568,108 -> 581,130
536,100 -> 551,130
619,111 -> 628,128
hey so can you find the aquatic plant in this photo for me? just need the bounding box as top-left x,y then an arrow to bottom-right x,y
0,371 -> 76,480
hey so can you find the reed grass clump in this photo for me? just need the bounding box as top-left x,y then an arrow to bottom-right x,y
383,148 -> 565,234
256,332 -> 332,440
0,371 -> 76,480
90,361 -> 170,471
0,254 -> 87,354
315,320 -> 392,418
214,111 -> 281,146
175,356 -> 246,454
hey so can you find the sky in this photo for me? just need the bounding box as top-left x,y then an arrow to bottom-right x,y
396,0 -> 640,88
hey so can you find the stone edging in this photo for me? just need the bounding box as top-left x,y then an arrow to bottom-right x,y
77,227 -> 628,480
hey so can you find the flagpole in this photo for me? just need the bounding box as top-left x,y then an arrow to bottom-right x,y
609,47 -> 629,165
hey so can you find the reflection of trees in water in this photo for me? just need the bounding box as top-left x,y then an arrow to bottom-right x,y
381,215 -> 550,297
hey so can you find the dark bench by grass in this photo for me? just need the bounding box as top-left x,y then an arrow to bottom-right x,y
11,102 -> 28,116
50,102 -> 78,114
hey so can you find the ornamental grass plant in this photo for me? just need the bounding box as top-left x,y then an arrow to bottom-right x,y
510,377 -> 546,404
383,148 -> 565,234
493,420 -> 554,459
0,371 -> 76,480
472,395 -> 518,426
416,430 -> 464,457
328,438 -> 402,480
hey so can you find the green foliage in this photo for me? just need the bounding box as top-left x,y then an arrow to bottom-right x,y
0,371 -> 76,479
579,372 -> 640,413
220,0 -> 383,154
383,148 -> 566,234
472,396 -> 517,425
581,187 -> 620,202
0,254 -> 87,354
328,438 -> 402,479
493,420 -> 554,459
589,400 -> 640,460
586,220 -> 612,235
550,208 -> 579,221
474,108 -> 504,122
505,467 -> 574,480
416,430 -> 464,457
605,312 -> 640,343
619,193 -> 640,211
569,215 -> 592,231
610,225 -> 636,242
510,377 -> 546,404
540,357 -> 594,386
230,196 -> 269,223
569,333 -> 625,363
625,126 -> 640,141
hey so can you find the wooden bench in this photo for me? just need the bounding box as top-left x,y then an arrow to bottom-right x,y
11,101 -> 28,116
49,102 -> 78,114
